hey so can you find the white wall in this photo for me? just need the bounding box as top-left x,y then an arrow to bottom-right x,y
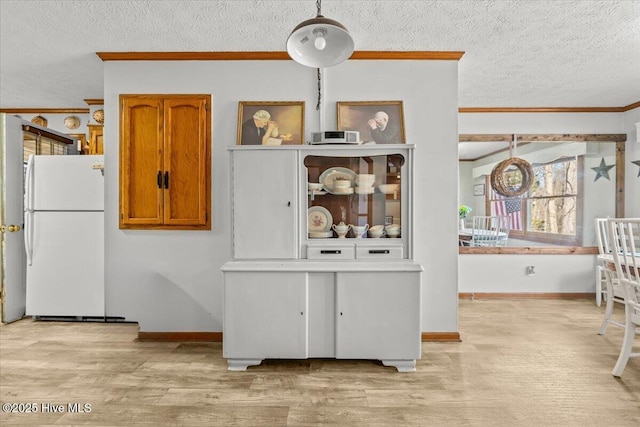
103,60 -> 459,333
623,107 -> 640,217
458,111 -> 630,294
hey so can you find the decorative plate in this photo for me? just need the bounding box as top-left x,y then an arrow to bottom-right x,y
64,115 -> 80,130
31,115 -> 47,127
319,167 -> 357,194
93,109 -> 105,124
308,206 -> 333,232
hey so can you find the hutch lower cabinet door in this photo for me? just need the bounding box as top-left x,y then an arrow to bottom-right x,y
335,271 -> 422,372
223,271 -> 308,371
231,149 -> 298,259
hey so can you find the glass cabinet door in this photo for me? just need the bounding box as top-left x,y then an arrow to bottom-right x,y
304,154 -> 404,240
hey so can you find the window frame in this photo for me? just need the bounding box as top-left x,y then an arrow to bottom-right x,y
459,134 -> 626,254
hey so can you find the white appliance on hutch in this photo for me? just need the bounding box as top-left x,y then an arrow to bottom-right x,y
222,145 -> 423,372
24,155 -> 105,318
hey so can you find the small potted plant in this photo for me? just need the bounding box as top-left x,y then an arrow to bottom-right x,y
459,205 -> 472,230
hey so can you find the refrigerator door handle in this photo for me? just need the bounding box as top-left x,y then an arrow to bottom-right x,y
24,210 -> 33,266
25,155 -> 35,211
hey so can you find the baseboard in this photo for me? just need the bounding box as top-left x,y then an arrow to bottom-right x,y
421,332 -> 461,342
137,331 -> 461,343
459,292 -> 594,300
137,332 -> 222,342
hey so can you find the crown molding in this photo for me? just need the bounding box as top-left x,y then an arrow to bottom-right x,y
0,108 -> 89,114
96,50 -> 465,61
458,106 -> 625,113
84,98 -> 104,105
622,101 -> 640,111
459,102 -> 640,113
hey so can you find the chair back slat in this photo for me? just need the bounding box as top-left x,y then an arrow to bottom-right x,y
607,219 -> 640,308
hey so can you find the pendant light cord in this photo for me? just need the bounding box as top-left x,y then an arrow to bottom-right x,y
315,0 -> 323,110
316,68 -> 322,111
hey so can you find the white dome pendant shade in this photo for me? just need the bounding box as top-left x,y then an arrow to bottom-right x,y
286,14 -> 354,68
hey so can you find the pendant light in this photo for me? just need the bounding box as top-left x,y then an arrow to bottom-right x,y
286,0 -> 355,68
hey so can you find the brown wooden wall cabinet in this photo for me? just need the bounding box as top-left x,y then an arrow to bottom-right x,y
88,124 -> 104,154
119,94 -> 211,230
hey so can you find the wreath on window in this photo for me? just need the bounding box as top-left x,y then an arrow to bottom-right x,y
490,157 -> 533,197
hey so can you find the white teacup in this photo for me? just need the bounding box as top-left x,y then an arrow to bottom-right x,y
386,229 -> 401,238
332,222 -> 351,238
350,224 -> 369,238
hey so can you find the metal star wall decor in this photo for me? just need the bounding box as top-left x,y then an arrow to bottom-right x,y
591,158 -> 615,182
632,160 -> 640,178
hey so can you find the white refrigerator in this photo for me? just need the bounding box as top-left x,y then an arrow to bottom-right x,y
24,155 -> 105,318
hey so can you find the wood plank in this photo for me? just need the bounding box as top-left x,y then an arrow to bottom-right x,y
137,332 -> 222,342
516,134 -> 626,142
616,141 -> 625,217
458,134 -> 513,142
459,246 -> 599,254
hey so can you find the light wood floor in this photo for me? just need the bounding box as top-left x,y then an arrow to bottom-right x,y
1,299 -> 638,426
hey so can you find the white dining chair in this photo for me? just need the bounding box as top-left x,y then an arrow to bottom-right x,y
496,215 -> 510,247
470,216 -> 508,247
595,218 -> 624,335
606,218 -> 640,377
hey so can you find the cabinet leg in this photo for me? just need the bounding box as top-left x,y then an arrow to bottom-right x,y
381,359 -> 416,372
227,359 -> 263,371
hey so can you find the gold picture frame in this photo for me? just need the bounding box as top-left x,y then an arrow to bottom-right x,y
337,101 -> 406,144
237,101 -> 305,145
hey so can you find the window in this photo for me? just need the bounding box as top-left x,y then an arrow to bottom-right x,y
489,156 -> 582,245
23,133 -> 69,163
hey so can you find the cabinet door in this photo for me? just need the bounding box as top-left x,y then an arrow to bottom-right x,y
120,95 -> 211,230
120,96 -> 164,227
163,97 -> 210,227
88,125 -> 103,155
335,271 -> 421,359
223,271 -> 308,359
232,150 -> 297,259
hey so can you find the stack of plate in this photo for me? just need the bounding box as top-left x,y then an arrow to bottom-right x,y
320,167 -> 356,195
309,231 -> 333,238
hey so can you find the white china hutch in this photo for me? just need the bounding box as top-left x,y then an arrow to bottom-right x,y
222,144 -> 423,372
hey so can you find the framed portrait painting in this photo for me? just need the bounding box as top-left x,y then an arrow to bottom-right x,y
237,101 -> 305,146
337,101 -> 406,144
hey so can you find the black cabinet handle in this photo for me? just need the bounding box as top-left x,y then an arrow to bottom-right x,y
157,171 -> 162,188
369,250 -> 390,254
320,250 -> 342,254
287,201 -> 291,207
164,171 -> 169,189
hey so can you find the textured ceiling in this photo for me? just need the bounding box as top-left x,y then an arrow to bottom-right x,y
1,0 -> 639,109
